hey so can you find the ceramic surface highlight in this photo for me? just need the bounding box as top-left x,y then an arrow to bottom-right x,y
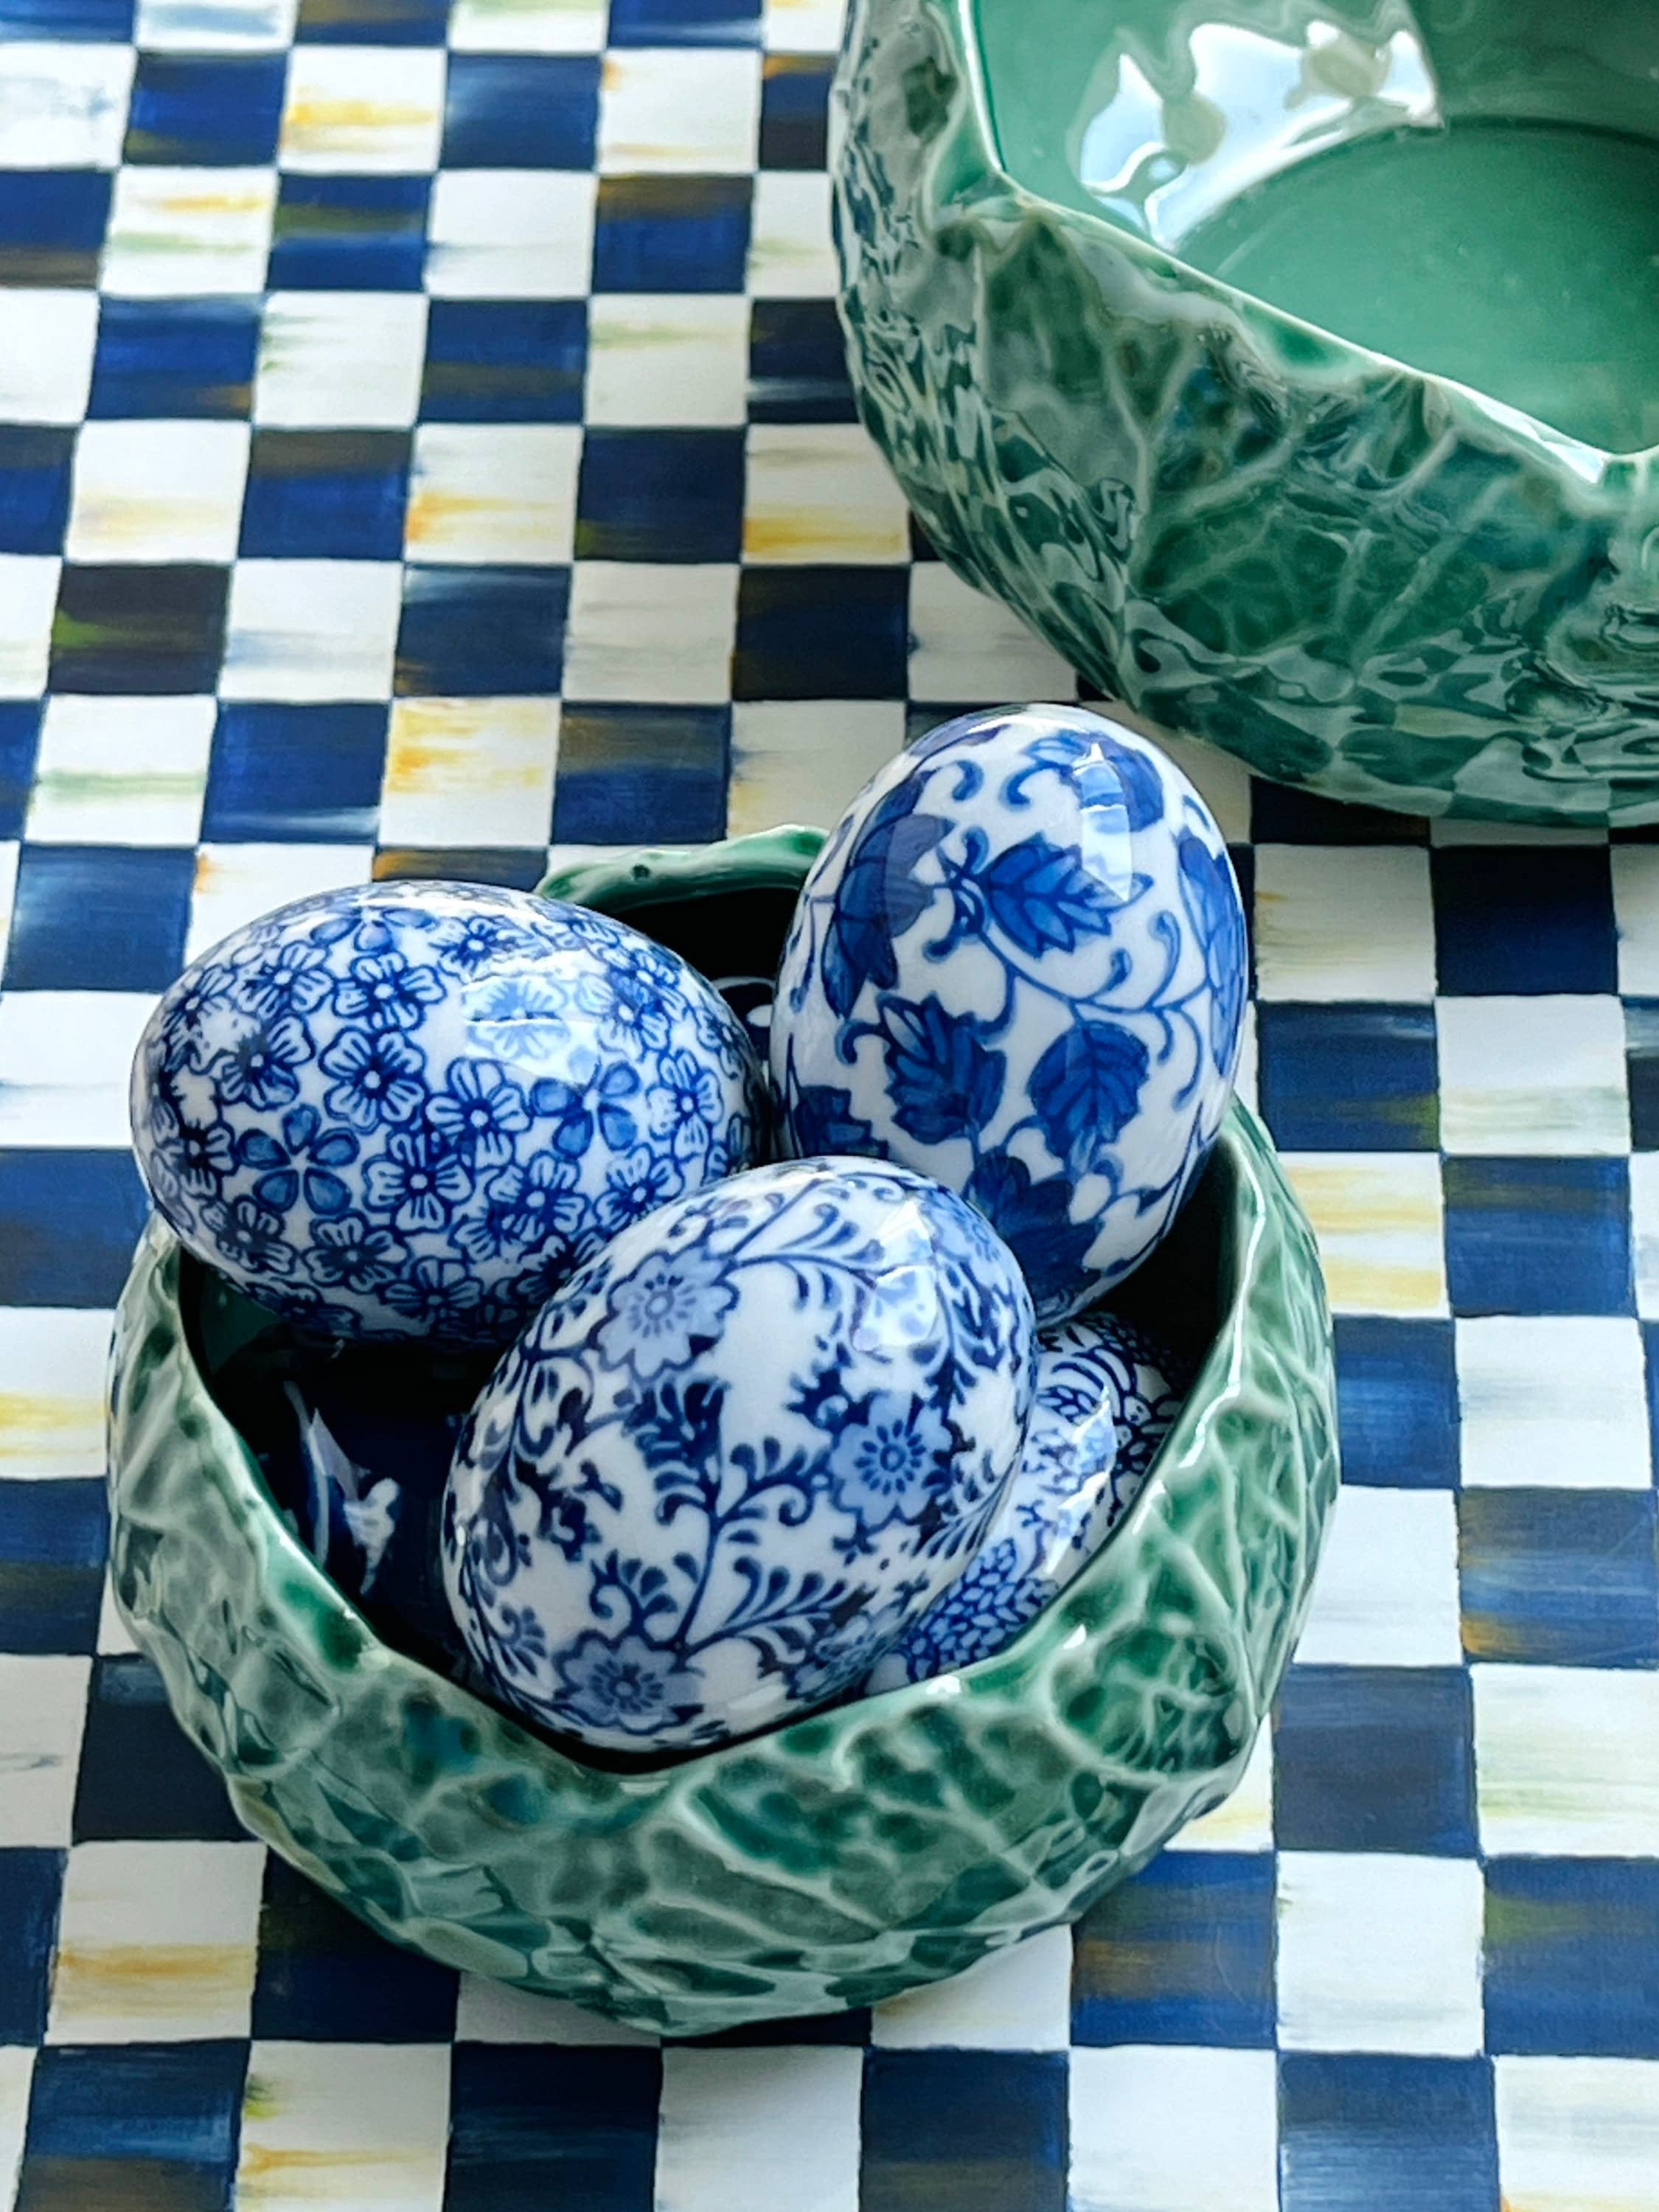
835,0 -> 1659,824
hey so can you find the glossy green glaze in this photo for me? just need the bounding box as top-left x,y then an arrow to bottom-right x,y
835,0 -> 1659,824
106,836 -> 1338,2037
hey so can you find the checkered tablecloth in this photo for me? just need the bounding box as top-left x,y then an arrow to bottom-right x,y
0,1 -> 1656,2206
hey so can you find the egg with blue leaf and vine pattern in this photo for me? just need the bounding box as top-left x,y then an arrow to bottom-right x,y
442,1155 -> 1037,1753
131,880 -> 765,1346
770,705 -> 1245,1323
866,1311 -> 1188,1690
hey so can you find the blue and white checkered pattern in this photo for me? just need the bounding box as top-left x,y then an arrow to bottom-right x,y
0,1 -> 1655,2205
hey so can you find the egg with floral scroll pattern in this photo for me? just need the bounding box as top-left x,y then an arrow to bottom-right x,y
131,880 -> 765,1347
770,706 -> 1246,1323
442,1155 -> 1037,1753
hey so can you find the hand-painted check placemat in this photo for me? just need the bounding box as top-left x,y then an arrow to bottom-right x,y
0,3 -> 1655,2208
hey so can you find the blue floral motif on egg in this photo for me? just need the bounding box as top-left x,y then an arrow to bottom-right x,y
131,881 -> 764,1345
442,1158 -> 1037,1753
866,1312 -> 1189,1690
770,706 -> 1247,1321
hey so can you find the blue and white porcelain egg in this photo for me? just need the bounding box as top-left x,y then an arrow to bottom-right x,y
131,880 -> 763,1346
771,706 -> 1246,1321
867,1312 -> 1187,1690
442,1156 -> 1037,1753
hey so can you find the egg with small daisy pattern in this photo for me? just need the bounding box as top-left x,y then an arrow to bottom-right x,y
131,880 -> 765,1346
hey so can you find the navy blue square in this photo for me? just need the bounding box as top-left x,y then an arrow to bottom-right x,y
204,703 -> 387,844
0,0 -> 132,32
1460,1489 -> 1659,1667
1256,1002 -> 1439,1150
421,299 -> 585,424
0,702 -> 38,839
736,568 -> 911,699
6,845 -> 195,992
553,705 -> 727,844
759,55 -> 832,167
269,175 -> 430,292
608,0 -> 760,39
0,1851 -> 59,2045
1486,1859 -> 1659,2056
1071,1851 -> 1275,2047
50,564 -> 229,695
1279,2055 -> 1498,2212
0,1478 -> 106,1655
443,55 -> 599,168
374,846 -> 549,891
1444,1156 -> 1632,1316
296,0 -> 451,35
0,428 -> 73,556
18,2043 -> 246,2212
88,298 -> 259,420
446,2047 -> 661,2212
395,566 -> 567,696
860,2052 -> 1067,2212
0,1152 -> 148,1308
252,1854 -> 457,2041
748,297 -> 856,422
0,171 -> 108,286
576,430 -> 744,563
1251,784 -> 1428,844
1334,1317 -> 1459,1486
1274,1664 -> 1476,1854
240,430 -> 410,560
73,1656 -> 243,1843
592,175 -> 750,293
125,53 -> 285,166
1433,846 -> 1615,995
1626,1000 -> 1659,1149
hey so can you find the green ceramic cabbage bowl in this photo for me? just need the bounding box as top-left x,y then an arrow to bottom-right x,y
106,830 -> 1338,2037
837,0 -> 1659,824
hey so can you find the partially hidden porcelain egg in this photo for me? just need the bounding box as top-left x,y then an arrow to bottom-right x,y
867,1311 -> 1187,1690
770,706 -> 1246,1321
131,880 -> 764,1346
442,1156 -> 1037,1753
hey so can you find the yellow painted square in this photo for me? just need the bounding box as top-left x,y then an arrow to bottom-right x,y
406,425 -> 579,566
743,425 -> 910,564
380,697 -> 560,849
1281,1152 -> 1447,1315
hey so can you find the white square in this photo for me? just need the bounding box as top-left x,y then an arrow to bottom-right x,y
908,563 -> 1074,701
28,695 -> 215,846
763,0 -> 847,49
136,0 -> 298,46
1496,2056 -> 1659,2212
66,420 -> 248,565
655,2048 -> 862,2212
0,1656 -> 89,1846
0,2050 -> 32,2212
1437,995 -> 1628,1155
748,170 -> 836,296
0,290 -> 99,425
1281,1152 -> 1447,1316
1475,1665 -> 1659,1856
1172,1727 -> 1273,1854
222,559 -> 402,702
0,841 -> 17,951
728,700 -> 903,838
1277,1852 -> 1484,2054
187,844 -> 372,963
426,170 -> 596,299
102,167 -> 277,296
745,424 -> 910,565
1458,1316 -> 1650,1488
0,44 -> 133,170
239,2042 -> 451,2212
97,1573 -> 139,1657
380,698 -> 560,848
1151,721 -> 1253,844
1068,2048 -> 1279,2212
597,49 -> 759,175
0,992 -> 156,1150
870,1927 -> 1072,2050
1614,844 -> 1659,996
406,424 -> 579,566
256,293 -> 428,428
0,1309 -> 114,1478
1254,845 -> 1436,1001
454,1975 -> 657,2043
1295,1486 -> 1462,1666
1631,1151 -> 1659,1319
585,296 -> 748,428
563,562 -> 735,704
49,1840 -> 265,2042
279,46 -> 446,175
449,0 -> 607,50
0,554 -> 58,697
1233,998 -> 1259,1116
